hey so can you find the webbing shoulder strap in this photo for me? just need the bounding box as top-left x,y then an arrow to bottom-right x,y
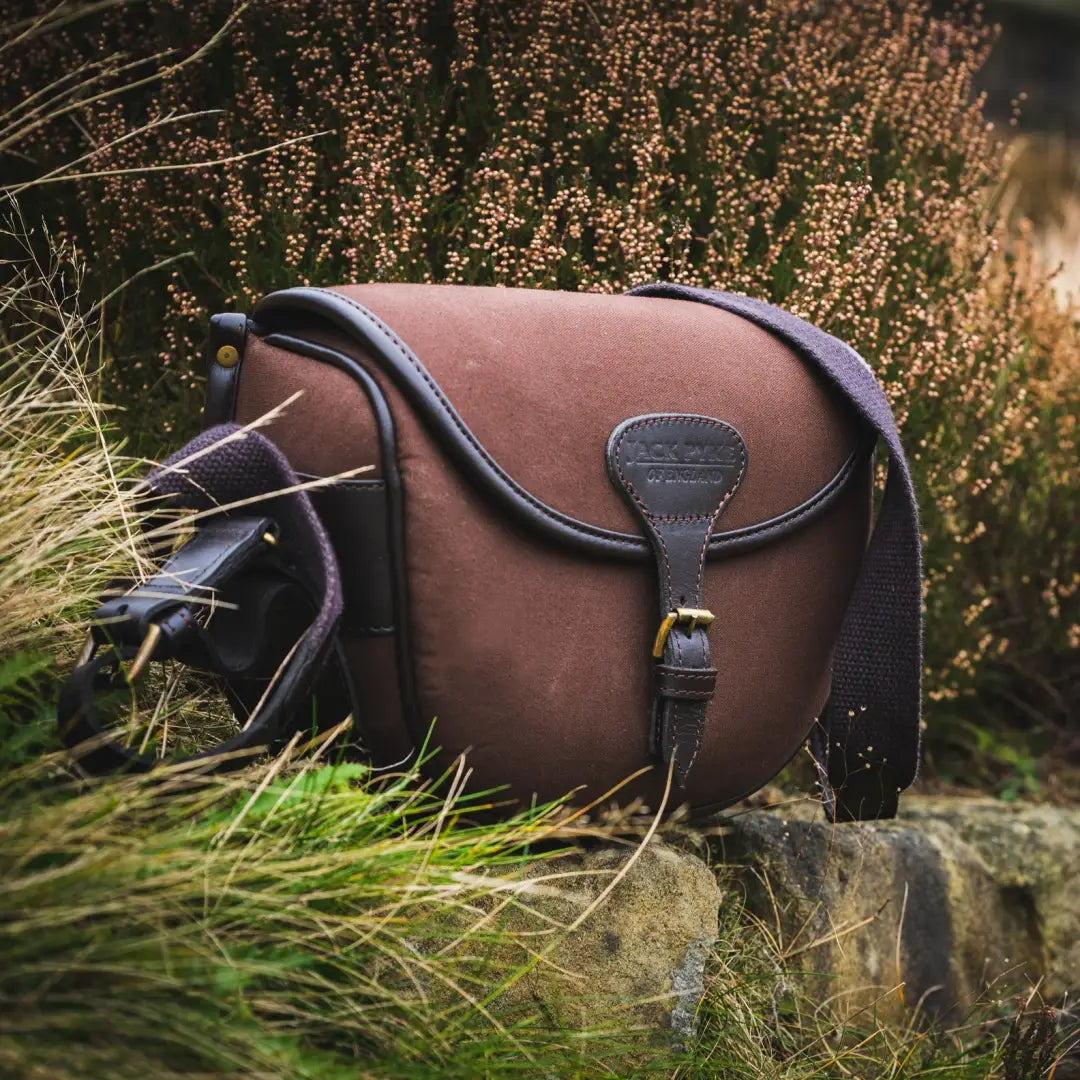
629,283 -> 923,821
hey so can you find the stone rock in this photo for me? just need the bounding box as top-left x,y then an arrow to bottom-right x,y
712,795 -> 1080,1021
494,841 -> 721,1041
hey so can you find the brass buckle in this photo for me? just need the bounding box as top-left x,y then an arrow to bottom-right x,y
651,607 -> 715,659
76,623 -> 162,683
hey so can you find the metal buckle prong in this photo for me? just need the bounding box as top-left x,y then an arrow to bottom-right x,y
651,607 -> 715,659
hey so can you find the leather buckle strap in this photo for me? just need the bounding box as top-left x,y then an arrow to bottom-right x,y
606,414 -> 747,785
81,516 -> 279,678
59,516 -> 284,764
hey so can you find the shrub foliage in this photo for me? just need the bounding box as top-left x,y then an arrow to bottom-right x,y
4,0 -> 1079,774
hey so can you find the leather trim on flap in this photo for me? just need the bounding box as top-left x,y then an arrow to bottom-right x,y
251,286 -> 873,563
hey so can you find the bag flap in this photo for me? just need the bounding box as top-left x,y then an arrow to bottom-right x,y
247,283 -> 871,560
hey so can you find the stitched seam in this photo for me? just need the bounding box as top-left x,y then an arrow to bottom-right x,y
649,524 -> 673,608
323,290 -> 641,549
698,444 -> 747,593
656,666 -> 718,676
660,689 -> 713,698
682,705 -> 705,772
711,447 -> 859,547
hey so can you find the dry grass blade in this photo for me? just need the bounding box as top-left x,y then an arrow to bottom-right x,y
0,2 -> 248,156
0,213 -> 146,653
0,0 -> 133,53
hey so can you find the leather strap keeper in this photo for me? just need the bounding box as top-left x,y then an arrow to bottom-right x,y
653,667 -> 718,701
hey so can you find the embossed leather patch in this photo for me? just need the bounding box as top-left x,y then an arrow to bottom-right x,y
606,414 -> 747,522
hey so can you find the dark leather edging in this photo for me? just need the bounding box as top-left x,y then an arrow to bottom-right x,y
251,288 -> 873,562
299,477 -> 395,637
258,332 -> 421,749
204,313 -> 247,425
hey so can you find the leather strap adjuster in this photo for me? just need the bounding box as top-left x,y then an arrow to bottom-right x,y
654,663 -> 718,701
85,516 -> 279,679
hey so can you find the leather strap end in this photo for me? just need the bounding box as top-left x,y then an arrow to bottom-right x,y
664,706 -> 709,786
655,697 -> 712,786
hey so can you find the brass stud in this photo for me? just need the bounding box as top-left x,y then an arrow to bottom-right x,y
216,344 -> 240,368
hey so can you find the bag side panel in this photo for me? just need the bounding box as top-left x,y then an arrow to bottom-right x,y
233,335 -> 414,765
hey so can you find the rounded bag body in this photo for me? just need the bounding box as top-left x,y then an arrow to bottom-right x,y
202,282 -> 919,817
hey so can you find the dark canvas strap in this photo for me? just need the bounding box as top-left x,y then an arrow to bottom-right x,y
57,424 -> 353,772
629,283 -> 923,821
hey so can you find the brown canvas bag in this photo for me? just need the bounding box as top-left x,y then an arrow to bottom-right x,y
59,283 -> 923,821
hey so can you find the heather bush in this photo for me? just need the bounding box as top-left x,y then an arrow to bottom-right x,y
3,0 -> 1078,781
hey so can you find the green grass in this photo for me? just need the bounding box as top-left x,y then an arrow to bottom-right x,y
0,687 -> 1065,1079
0,726 -> 624,1078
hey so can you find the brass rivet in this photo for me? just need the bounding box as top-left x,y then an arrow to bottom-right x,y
216,344 -> 240,367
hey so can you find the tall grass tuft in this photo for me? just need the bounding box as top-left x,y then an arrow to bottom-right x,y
0,221 -> 146,656
0,743 -> 660,1079
1,735 -> 1058,1078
